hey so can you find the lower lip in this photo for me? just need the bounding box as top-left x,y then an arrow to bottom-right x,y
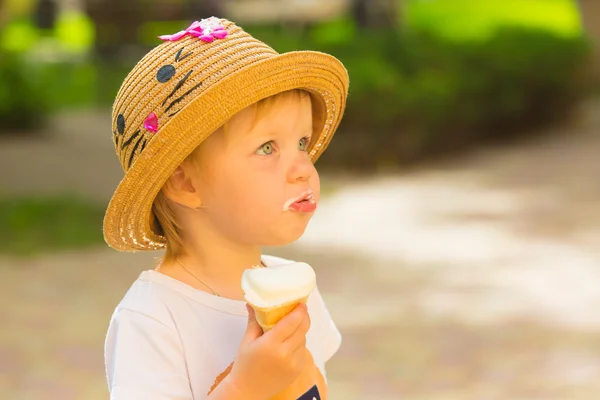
289,200 -> 317,213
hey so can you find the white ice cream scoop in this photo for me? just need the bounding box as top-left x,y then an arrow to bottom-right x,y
241,262 -> 316,331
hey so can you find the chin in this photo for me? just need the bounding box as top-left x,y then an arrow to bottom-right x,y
262,218 -> 311,246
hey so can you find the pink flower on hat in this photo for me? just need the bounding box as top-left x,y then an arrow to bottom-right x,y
158,17 -> 228,43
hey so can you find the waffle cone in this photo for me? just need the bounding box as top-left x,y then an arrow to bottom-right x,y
251,295 -> 309,332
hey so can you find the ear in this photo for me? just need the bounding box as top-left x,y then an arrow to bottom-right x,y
162,165 -> 203,209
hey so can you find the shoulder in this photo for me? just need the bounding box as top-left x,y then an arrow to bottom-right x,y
105,271 -> 187,366
104,273 -> 193,398
110,270 -> 182,329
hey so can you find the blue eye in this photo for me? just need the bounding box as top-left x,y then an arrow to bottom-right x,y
257,141 -> 274,155
299,137 -> 310,151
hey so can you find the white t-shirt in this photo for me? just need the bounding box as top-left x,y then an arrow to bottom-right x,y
104,255 -> 342,400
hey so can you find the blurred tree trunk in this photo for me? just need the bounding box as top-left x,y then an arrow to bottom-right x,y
84,0 -> 223,62
577,0 -> 600,80
33,0 -> 58,30
84,0 -> 145,61
187,0 -> 223,17
352,0 -> 399,29
0,1 -> 9,30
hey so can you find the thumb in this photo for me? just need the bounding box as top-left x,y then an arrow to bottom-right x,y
241,304 -> 263,345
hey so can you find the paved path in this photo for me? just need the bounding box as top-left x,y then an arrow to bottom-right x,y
2,102 -> 600,399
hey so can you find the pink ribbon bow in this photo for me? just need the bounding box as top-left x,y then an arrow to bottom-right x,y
158,17 -> 228,43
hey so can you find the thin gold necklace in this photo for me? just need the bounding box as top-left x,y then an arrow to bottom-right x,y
176,258 -> 221,297
175,259 -> 267,297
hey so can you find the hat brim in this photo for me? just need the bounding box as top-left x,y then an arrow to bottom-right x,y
103,50 -> 348,251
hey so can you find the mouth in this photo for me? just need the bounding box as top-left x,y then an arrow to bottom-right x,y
283,190 -> 317,212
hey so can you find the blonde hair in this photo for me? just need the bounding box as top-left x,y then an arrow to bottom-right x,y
152,89 -> 311,262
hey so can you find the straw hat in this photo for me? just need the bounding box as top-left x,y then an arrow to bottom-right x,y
103,17 -> 349,252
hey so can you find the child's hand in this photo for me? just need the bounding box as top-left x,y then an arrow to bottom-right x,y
226,303 -> 311,399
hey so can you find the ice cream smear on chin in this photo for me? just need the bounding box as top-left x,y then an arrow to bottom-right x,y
283,189 -> 316,212
241,262 -> 316,330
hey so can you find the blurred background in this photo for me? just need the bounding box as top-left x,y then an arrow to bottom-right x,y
2,0 -> 600,398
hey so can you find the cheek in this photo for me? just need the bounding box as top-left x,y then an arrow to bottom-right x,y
215,166 -> 280,218
310,167 -> 321,200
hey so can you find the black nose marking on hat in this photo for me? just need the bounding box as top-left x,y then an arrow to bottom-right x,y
157,65 -> 176,83
117,114 -> 126,134
113,114 -> 126,145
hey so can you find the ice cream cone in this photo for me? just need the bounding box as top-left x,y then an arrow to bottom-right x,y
251,295 -> 310,331
241,262 -> 316,331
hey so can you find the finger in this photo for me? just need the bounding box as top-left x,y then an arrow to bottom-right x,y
282,312 -> 310,348
297,304 -> 311,334
268,303 -> 307,343
282,329 -> 307,355
240,304 -> 263,346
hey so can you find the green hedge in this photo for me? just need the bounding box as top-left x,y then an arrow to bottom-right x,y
248,23 -> 591,168
0,195 -> 105,255
0,52 -> 130,133
0,53 -> 49,132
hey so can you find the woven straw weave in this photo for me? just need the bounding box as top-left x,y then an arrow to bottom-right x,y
104,18 -> 349,251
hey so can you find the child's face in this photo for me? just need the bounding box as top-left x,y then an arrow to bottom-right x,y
189,93 -> 320,246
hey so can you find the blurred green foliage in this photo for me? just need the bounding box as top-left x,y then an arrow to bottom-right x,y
0,53 -> 130,132
247,20 -> 590,168
0,0 -> 591,168
0,52 -> 49,131
0,18 -> 40,53
0,9 -> 102,132
53,10 -> 96,53
34,61 -> 130,109
0,195 -> 105,256
0,10 -> 94,53
404,0 -> 582,40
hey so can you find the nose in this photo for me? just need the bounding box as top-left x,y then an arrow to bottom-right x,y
286,152 -> 315,183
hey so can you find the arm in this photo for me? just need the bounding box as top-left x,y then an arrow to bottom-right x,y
105,309 -> 193,400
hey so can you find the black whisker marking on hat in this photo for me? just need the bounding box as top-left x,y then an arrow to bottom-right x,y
162,70 -> 193,107
168,110 -> 180,118
121,129 -> 140,150
175,47 -> 193,62
178,51 -> 193,62
113,130 -> 119,145
175,48 -> 184,61
164,82 -> 202,113
139,138 -> 148,153
128,134 -> 145,169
